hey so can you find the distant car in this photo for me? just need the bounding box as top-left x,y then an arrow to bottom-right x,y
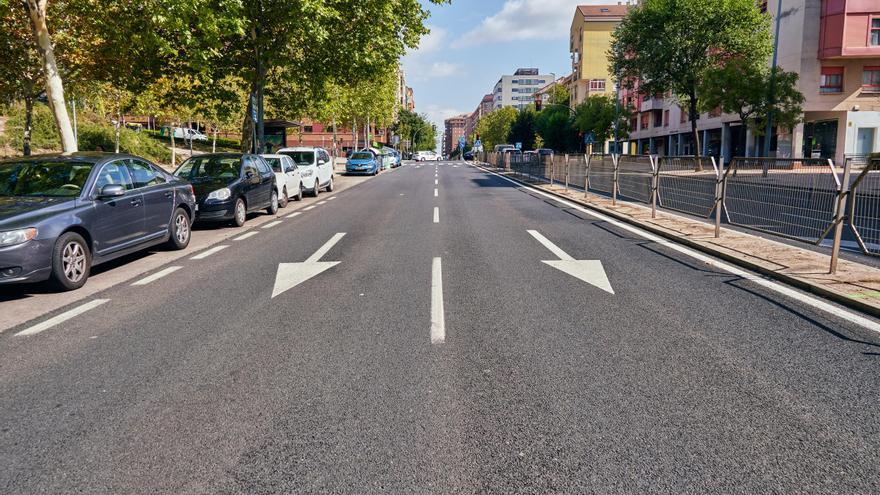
536,148 -> 555,156
416,151 -> 440,162
166,127 -> 209,142
346,150 -> 380,175
383,148 -> 402,168
173,153 -> 277,227
0,153 -> 196,290
261,154 -> 303,207
278,147 -> 334,197
494,144 -> 516,153
463,151 -> 475,161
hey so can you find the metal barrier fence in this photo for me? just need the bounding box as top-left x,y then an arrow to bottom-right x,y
848,158 -> 880,256
616,155 -> 654,204
657,156 -> 721,219
586,154 -> 616,197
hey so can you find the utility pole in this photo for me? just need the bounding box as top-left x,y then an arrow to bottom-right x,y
763,0 -> 783,157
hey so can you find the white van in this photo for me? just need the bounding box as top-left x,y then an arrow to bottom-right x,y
277,147 -> 334,196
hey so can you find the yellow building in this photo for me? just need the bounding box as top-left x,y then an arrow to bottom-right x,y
569,4 -> 630,106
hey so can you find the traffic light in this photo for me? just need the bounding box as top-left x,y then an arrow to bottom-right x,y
535,98 -> 542,112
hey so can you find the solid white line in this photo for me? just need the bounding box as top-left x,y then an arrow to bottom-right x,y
132,266 -> 182,286
305,233 -> 346,263
16,299 -> 110,336
262,220 -> 283,229
434,188 -> 438,197
431,257 -> 445,344
317,200 -> 327,205
234,231 -> 260,241
527,230 -> 575,261
191,245 -> 228,260
479,165 -> 880,333
303,205 -> 317,211
433,207 -> 440,224
286,212 -> 303,219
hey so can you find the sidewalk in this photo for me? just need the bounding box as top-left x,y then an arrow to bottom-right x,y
481,165 -> 880,318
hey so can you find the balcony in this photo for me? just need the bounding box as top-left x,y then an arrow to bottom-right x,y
639,97 -> 664,112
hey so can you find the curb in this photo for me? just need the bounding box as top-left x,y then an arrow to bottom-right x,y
477,163 -> 880,320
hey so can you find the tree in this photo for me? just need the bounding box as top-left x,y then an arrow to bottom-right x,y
610,0 -> 771,164
700,59 -> 804,154
547,84 -> 570,107
535,106 -> 577,152
393,109 -> 434,153
507,108 -> 537,151
0,2 -> 43,155
476,107 -> 517,150
574,95 -> 631,152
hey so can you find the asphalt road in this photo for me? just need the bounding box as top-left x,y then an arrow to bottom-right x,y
1,161 -> 879,493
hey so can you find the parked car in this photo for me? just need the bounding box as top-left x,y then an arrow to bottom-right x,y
463,151 -> 475,161
382,148 -> 401,167
277,147 -> 334,197
173,153 -> 278,227
346,150 -> 380,175
536,148 -> 555,157
494,144 -> 516,153
415,150 -> 440,162
0,153 -> 196,290
261,154 -> 303,207
162,127 -> 209,142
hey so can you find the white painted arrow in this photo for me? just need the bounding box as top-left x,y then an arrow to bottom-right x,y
272,233 -> 345,298
527,230 -> 614,294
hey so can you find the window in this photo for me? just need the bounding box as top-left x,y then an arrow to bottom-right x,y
820,67 -> 844,93
680,109 -> 689,124
653,109 -> 663,128
664,110 -> 670,127
589,79 -> 606,91
264,157 -> 284,173
872,18 -> 880,46
303,126 -> 314,133
127,160 -> 165,188
243,159 -> 259,178
864,67 -> 880,92
254,157 -> 272,175
94,161 -> 133,193
640,113 -> 650,130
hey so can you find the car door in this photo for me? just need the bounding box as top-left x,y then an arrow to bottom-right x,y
241,157 -> 262,211
317,149 -> 331,185
254,156 -> 275,206
127,158 -> 174,237
283,156 -> 300,192
90,160 -> 145,255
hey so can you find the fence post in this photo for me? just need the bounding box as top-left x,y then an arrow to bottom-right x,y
714,157 -> 723,238
584,154 -> 591,199
564,154 -> 570,190
830,158 -> 852,274
651,155 -> 659,219
549,155 -> 555,188
612,154 -> 619,206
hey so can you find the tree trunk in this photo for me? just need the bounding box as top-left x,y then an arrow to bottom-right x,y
212,124 -> 217,153
115,110 -> 121,153
689,96 -> 702,171
353,120 -> 358,150
24,0 -> 77,152
23,94 -> 33,156
241,112 -> 255,153
171,126 -> 177,168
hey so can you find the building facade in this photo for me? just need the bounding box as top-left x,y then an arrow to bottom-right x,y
569,4 -> 630,106
623,0 -> 880,163
492,68 -> 555,110
465,94 -> 495,144
444,114 -> 468,155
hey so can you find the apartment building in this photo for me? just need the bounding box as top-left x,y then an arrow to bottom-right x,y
623,0 -> 880,163
465,94 -> 495,143
492,68 -> 555,110
444,114 -> 468,154
569,4 -> 630,106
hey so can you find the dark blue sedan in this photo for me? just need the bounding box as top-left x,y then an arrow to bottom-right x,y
0,153 -> 196,290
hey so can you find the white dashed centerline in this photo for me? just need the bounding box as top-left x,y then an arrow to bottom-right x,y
433,207 -> 439,224
191,245 -> 228,260
234,231 -> 260,241
434,188 -> 438,197
431,257 -> 445,344
262,221 -> 283,229
132,266 -> 182,286
16,299 -> 110,336
435,179 -> 438,185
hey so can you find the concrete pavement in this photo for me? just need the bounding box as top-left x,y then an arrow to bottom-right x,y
0,161 -> 878,493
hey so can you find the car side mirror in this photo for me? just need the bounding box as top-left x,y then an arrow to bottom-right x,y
98,184 -> 126,198
318,159 -> 326,165
286,165 -> 297,172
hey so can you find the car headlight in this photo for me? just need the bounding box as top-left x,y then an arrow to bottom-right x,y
301,169 -> 314,177
206,188 -> 232,201
0,228 -> 38,247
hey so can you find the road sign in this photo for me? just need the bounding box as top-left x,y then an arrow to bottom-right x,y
584,133 -> 595,145
459,136 -> 466,149
515,142 -> 522,150
474,139 -> 483,152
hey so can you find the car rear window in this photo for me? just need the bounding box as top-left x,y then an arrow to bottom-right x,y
281,151 -> 315,166
0,160 -> 95,197
175,156 -> 241,182
264,158 -> 283,173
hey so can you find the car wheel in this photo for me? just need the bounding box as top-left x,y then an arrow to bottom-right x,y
50,232 -> 91,291
167,207 -> 191,250
326,176 -> 334,192
279,187 -> 289,208
233,198 -> 247,227
311,180 -> 320,197
293,183 -> 303,201
267,190 -> 279,215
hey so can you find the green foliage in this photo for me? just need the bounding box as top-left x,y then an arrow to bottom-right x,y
3,103 -> 61,151
534,106 -> 576,152
574,95 -> 631,147
77,124 -> 171,163
393,109 -> 435,151
547,85 -> 570,106
507,108 -> 537,150
476,107 -> 517,150
144,130 -> 240,151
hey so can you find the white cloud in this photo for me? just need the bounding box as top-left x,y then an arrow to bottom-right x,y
406,25 -> 448,57
422,104 -> 466,130
454,0 -> 627,47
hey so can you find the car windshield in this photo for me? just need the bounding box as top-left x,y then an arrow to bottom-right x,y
0,160 -> 95,197
264,158 -> 283,173
351,153 -> 373,160
280,151 -> 315,166
174,156 -> 241,183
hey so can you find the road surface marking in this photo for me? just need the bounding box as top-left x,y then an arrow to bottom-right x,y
306,233 -> 347,263
272,233 -> 346,298
527,230 -> 574,261
132,266 -> 182,286
16,299 -> 110,336
480,165 -> 880,333
262,221 -> 283,229
434,188 -> 439,197
317,200 -> 327,205
434,207 -> 440,224
527,230 -> 614,294
327,196 -> 337,201
286,212 -> 303,219
435,179 -> 438,185
234,231 -> 260,241
191,245 -> 228,260
303,205 -> 317,211
431,257 -> 445,344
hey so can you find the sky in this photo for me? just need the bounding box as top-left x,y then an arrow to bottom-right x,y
402,0 -> 622,142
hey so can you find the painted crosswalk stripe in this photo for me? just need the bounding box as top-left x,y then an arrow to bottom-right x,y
434,207 -> 439,224
16,299 -> 110,336
286,212 -> 303,219
132,266 -> 182,286
234,231 -> 260,241
191,245 -> 228,260
262,221 -> 283,229
431,258 -> 445,344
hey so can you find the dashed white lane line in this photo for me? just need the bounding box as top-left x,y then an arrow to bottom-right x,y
16,299 -> 110,336
132,266 -> 182,286
303,205 -> 317,211
327,196 -> 337,201
262,221 -> 283,229
431,257 -> 445,344
317,200 -> 327,205
286,212 -> 303,219
434,188 -> 439,197
234,231 -> 260,241
191,245 -> 228,260
434,207 -> 439,224
435,179 -> 438,185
